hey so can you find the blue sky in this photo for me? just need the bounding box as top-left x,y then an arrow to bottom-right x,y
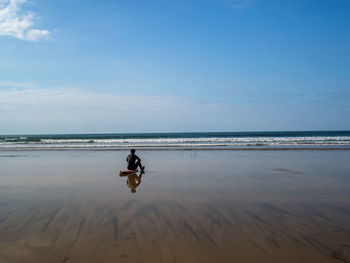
0,0 -> 349,134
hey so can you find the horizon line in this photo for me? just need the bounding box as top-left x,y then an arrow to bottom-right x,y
1,129 -> 350,136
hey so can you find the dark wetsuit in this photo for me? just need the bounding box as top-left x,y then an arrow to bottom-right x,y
127,153 -> 141,170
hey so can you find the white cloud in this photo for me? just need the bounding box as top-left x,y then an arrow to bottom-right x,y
0,87 -> 238,133
2,86 -> 347,134
0,0 -> 50,41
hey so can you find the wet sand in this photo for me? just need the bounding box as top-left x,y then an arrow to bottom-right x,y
0,150 -> 350,263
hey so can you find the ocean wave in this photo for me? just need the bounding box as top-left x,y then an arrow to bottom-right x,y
0,137 -> 41,143
1,136 -> 350,148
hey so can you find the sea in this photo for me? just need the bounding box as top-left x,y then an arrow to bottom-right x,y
1,131 -> 350,150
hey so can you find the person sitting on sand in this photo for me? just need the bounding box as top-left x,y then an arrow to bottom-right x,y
127,149 -> 145,171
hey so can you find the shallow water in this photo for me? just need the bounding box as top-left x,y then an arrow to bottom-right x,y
0,150 -> 349,262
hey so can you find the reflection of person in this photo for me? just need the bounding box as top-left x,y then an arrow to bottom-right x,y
127,149 -> 145,171
127,172 -> 143,193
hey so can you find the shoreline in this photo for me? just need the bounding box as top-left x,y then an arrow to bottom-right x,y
1,145 -> 350,151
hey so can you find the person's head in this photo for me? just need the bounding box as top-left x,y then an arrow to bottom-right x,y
131,188 -> 136,193
131,149 -> 136,154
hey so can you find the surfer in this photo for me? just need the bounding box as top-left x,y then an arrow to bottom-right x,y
127,149 -> 145,172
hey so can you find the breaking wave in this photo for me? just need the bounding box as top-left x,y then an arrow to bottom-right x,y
1,131 -> 350,149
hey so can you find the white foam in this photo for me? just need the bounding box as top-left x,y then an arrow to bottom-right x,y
1,136 -> 350,149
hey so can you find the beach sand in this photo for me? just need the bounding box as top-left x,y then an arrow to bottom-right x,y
0,150 -> 349,263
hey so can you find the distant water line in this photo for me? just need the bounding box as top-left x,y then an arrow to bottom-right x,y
1,131 -> 350,150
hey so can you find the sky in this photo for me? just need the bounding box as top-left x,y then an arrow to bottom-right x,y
0,0 -> 349,134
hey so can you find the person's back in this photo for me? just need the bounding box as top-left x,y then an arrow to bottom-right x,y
127,153 -> 139,170
126,149 -> 144,171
